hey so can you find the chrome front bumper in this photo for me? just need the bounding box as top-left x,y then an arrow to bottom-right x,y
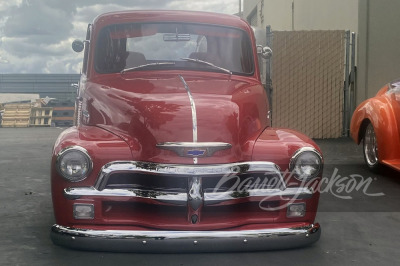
51,223 -> 321,253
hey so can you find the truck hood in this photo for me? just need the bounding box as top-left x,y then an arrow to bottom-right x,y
83,72 -> 269,163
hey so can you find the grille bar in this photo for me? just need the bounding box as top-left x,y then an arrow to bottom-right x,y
64,186 -> 314,206
204,187 -> 314,206
95,161 -> 285,191
64,187 -> 187,206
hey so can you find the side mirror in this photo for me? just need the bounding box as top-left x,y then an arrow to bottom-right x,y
257,45 -> 272,59
72,40 -> 84,53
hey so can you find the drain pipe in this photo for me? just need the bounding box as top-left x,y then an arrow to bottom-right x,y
291,1 -> 295,30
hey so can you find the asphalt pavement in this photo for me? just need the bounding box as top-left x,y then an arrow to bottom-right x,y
0,127 -> 399,266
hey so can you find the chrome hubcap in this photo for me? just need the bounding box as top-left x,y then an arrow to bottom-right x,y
364,124 -> 378,166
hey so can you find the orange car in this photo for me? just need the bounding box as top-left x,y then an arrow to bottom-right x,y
350,79 -> 400,172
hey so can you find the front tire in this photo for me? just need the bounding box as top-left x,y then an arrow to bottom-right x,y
363,123 -> 381,172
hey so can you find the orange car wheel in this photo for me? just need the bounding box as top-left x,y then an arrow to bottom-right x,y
363,123 -> 381,172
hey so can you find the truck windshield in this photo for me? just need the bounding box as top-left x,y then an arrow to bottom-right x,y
94,22 -> 254,75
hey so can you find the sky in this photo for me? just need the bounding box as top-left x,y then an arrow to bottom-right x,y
0,0 -> 240,74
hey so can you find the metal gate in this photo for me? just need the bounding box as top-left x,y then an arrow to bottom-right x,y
267,30 -> 355,139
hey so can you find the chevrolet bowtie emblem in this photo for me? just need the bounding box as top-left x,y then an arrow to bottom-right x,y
156,142 -> 232,158
186,149 -> 206,157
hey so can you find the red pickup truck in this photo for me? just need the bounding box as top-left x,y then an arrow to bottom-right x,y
51,10 -> 323,252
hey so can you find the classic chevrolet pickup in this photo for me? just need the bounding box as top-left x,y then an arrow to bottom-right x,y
51,10 -> 323,252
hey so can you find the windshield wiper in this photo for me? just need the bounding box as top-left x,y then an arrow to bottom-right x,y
180,57 -> 232,75
121,62 -> 175,74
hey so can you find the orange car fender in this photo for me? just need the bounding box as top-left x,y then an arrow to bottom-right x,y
350,90 -> 400,162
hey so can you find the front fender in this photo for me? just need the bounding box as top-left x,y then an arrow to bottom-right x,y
252,127 -> 322,174
350,91 -> 399,162
350,86 -> 389,144
350,99 -> 368,144
51,126 -> 133,225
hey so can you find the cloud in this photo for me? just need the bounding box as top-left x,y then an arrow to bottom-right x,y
0,0 -> 24,12
3,0 -> 75,42
0,0 -> 240,74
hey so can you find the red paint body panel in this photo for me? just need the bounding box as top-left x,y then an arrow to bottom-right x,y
82,72 -> 268,163
350,81 -> 400,169
253,128 -> 323,187
51,10 -> 323,250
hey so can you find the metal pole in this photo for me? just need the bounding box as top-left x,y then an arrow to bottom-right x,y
350,32 -> 356,116
292,1 -> 295,30
266,26 -> 273,125
343,31 -> 350,137
239,0 -> 241,18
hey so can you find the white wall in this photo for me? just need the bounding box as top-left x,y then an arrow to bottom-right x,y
243,0 -> 358,33
357,0 -> 400,104
242,0 -> 260,19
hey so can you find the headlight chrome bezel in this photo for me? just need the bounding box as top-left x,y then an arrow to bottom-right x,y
56,146 -> 93,182
289,147 -> 323,181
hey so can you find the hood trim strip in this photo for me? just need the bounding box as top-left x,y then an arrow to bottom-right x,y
179,75 -> 198,143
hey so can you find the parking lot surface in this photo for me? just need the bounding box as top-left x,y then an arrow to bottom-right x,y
1,128 -> 399,266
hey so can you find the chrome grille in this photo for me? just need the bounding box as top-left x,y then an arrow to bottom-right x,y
65,161 -> 314,206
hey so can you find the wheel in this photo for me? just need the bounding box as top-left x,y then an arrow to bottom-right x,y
363,123 -> 381,172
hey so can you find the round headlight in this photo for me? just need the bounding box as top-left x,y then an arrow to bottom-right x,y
56,146 -> 92,182
289,147 -> 323,181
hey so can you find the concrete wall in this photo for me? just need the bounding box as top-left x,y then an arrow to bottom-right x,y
242,0 -> 259,19
357,0 -> 400,104
243,0 -> 358,32
243,0 -> 400,104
